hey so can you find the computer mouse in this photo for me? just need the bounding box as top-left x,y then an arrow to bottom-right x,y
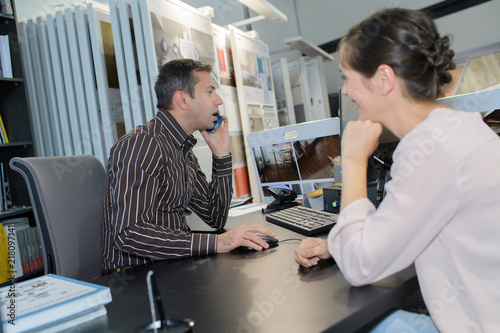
240,235 -> 279,252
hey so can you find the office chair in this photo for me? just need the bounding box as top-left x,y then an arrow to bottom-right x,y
10,155 -> 105,281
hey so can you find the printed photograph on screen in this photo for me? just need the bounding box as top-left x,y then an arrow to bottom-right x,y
252,143 -> 299,183
293,135 -> 341,180
252,134 -> 341,185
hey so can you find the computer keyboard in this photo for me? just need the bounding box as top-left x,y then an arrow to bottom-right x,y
265,205 -> 338,236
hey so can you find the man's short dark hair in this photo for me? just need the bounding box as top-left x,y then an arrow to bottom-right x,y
155,59 -> 213,110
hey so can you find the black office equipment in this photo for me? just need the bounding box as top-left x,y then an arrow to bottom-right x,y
373,156 -> 392,208
268,184 -> 296,202
137,271 -> 194,333
238,235 -> 279,251
265,205 -> 338,236
247,117 -> 341,204
262,184 -> 299,213
323,184 -> 341,213
259,235 -> 279,248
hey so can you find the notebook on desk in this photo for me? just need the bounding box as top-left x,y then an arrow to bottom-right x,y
247,117 -> 341,204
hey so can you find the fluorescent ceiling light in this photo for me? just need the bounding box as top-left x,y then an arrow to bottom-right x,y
197,6 -> 214,18
284,36 -> 334,61
237,0 -> 287,23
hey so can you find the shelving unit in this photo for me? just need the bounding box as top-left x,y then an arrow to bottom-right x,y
0,0 -> 39,285
0,0 -> 35,213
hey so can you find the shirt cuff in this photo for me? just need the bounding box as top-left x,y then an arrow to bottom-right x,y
191,233 -> 218,256
212,154 -> 232,177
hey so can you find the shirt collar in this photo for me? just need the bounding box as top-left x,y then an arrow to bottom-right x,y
156,108 -> 197,151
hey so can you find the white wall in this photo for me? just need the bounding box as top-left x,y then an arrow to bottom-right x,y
435,1 -> 500,55
290,0 -> 500,95
17,0 -> 500,95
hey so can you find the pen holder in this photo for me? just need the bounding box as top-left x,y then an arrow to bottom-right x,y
136,270 -> 195,333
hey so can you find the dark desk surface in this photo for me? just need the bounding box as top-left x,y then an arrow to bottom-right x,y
83,209 -> 418,333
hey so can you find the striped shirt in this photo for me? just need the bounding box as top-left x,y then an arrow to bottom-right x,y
102,109 -> 232,271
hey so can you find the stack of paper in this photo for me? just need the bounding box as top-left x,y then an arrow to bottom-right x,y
0,274 -> 112,332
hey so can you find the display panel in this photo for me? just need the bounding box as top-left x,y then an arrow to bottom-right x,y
248,117 -> 341,203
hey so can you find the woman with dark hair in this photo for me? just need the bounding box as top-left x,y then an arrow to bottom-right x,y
295,8 -> 500,332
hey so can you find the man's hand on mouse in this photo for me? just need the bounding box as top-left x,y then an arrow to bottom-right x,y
217,225 -> 276,253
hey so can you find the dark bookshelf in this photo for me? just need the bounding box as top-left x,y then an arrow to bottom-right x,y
0,0 -> 39,283
0,206 -> 32,219
0,268 -> 44,288
0,0 -> 35,211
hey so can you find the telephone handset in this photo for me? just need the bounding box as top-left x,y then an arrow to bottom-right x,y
207,115 -> 223,134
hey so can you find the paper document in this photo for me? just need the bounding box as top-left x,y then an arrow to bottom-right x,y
229,203 -> 267,217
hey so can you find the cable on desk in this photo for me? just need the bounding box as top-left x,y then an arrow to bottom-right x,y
278,238 -> 303,243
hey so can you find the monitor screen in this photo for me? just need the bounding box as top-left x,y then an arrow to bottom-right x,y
247,118 -> 341,203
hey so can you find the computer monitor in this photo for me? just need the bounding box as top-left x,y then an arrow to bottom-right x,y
247,117 -> 341,203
